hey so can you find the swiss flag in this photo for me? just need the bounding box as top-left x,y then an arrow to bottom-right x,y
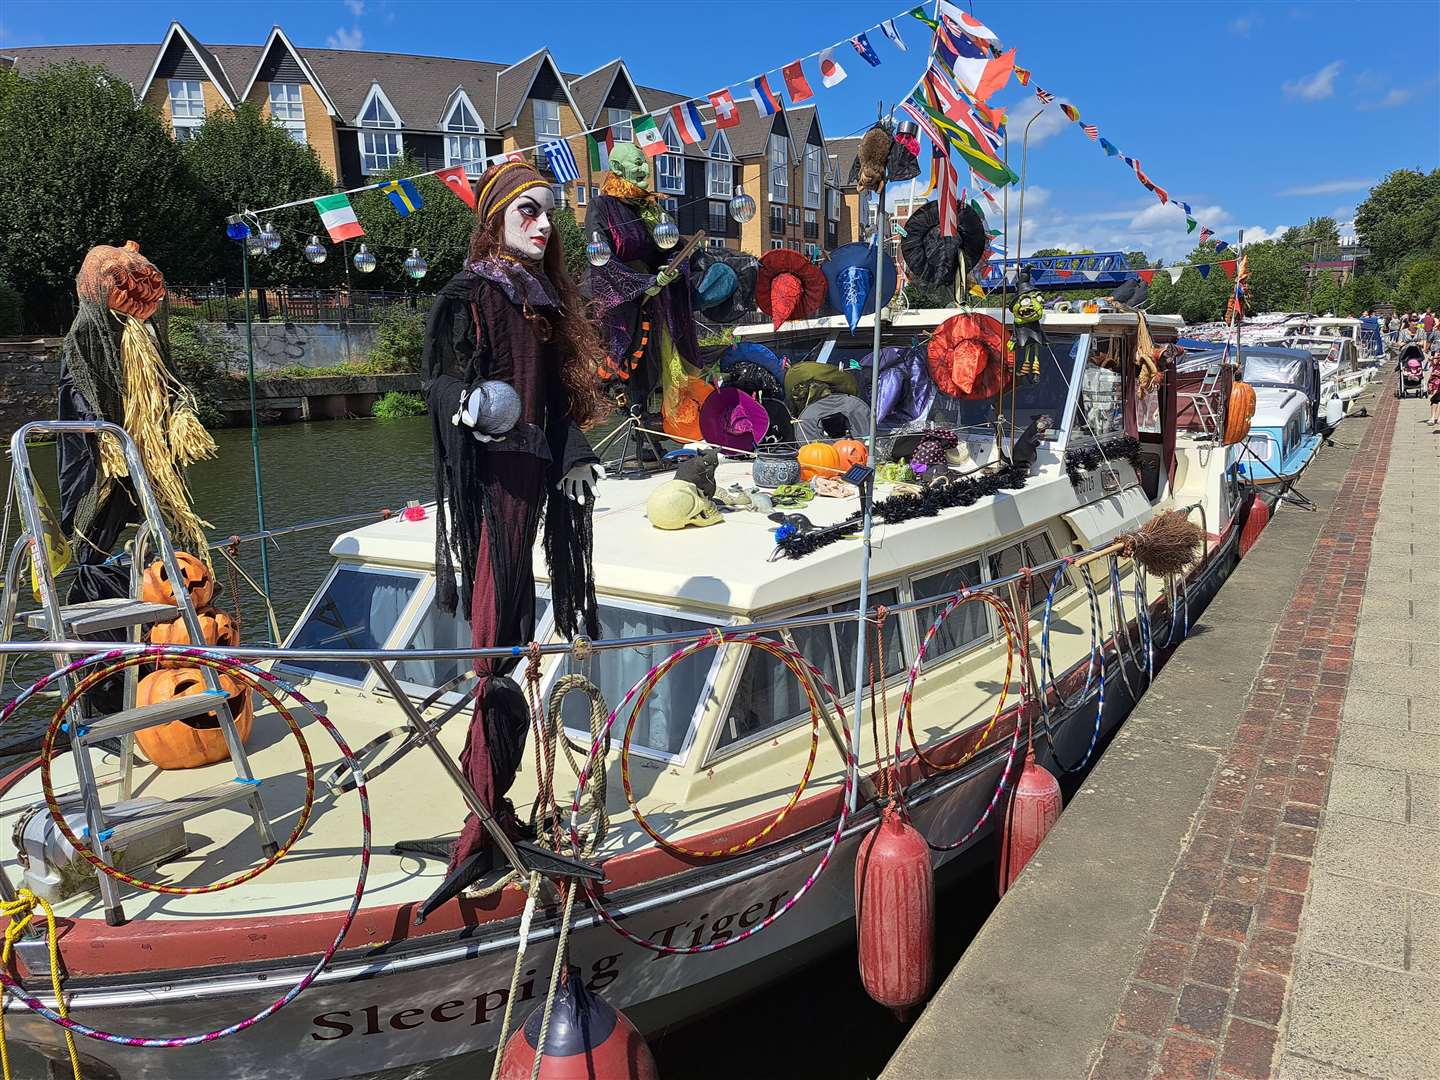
435,166 -> 476,207
1138,269 -> 1156,284
708,89 -> 740,129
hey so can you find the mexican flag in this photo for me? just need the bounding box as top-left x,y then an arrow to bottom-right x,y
314,193 -> 364,243
633,114 -> 666,159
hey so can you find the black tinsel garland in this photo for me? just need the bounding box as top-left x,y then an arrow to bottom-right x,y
1064,436 -> 1143,486
774,463 -> 1032,559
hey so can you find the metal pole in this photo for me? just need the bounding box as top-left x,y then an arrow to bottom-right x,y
241,241 -> 272,599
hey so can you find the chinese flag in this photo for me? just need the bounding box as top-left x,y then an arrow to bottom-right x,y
435,166 -> 476,208
782,60 -> 813,103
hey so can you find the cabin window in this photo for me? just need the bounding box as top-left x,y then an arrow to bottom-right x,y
389,587 -> 551,696
988,532 -> 1071,611
1243,433 -> 1275,464
557,604 -> 720,759
281,566 -> 421,684
1073,354 -> 1126,443
912,561 -> 988,666
720,612 -> 839,751
930,333 -> 1082,443
832,588 -> 906,693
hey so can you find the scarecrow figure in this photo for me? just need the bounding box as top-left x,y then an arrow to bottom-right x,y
1010,270 -> 1047,382
588,143 -> 707,440
422,161 -> 605,877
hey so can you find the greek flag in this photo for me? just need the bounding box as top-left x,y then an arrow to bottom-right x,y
541,139 -> 580,185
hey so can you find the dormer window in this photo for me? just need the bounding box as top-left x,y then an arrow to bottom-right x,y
358,86 -> 402,175
444,95 -> 486,176
533,99 -> 562,138
606,107 -> 633,141
268,83 -> 306,144
707,130 -> 733,198
168,79 -> 205,142
657,117 -> 684,195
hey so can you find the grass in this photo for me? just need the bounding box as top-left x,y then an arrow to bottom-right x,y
372,391 -> 426,419
257,357 -> 413,380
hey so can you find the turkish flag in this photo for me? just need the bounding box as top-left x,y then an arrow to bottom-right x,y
435,166 -> 476,208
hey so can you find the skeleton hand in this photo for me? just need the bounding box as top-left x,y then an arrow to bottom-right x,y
558,463 -> 605,505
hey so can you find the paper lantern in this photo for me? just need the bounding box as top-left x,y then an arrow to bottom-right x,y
304,235 -> 328,264
654,214 -> 680,250
353,244 -> 377,273
730,187 -> 757,223
403,248 -> 429,280
586,231 -> 612,267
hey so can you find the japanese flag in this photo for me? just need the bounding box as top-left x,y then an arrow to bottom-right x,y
818,47 -> 848,88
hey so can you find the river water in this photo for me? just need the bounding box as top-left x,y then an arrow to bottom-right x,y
4,417 -> 995,1079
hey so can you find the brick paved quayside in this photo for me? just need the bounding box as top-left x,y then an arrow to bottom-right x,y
1092,381 -> 1439,1080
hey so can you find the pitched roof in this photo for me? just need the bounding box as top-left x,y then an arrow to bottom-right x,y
827,135 -> 861,190
298,48 -> 505,129
3,43 -> 164,94
723,99 -> 785,158
634,83 -> 714,159
565,58 -> 650,128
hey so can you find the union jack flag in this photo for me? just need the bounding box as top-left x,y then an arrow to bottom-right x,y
1034,87 -> 1054,104
1081,123 -> 1099,140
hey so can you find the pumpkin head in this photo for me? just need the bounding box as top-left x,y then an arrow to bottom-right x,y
148,608 -> 239,663
75,241 -> 166,320
134,667 -> 254,770
833,439 -> 869,470
142,552 -> 215,609
797,441 -> 842,482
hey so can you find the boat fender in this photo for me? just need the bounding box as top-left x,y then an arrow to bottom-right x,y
855,805 -> 934,1017
498,969 -> 657,1080
1239,492 -> 1270,557
998,749 -> 1062,896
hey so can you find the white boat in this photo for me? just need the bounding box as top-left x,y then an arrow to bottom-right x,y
0,308 -> 1246,1080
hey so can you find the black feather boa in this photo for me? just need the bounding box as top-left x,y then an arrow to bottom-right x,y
774,463 -> 1031,559
1064,436 -> 1143,486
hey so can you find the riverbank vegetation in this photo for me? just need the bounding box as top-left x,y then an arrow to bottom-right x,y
372,391 -> 427,419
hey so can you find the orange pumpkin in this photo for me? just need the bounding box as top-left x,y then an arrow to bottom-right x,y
134,667 -> 253,770
1224,381 -> 1257,446
798,441 -> 843,482
75,241 -> 166,320
148,608 -> 239,665
833,439 -> 869,470
142,552 -> 215,609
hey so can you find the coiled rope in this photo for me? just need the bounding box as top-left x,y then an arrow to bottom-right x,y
0,890 -> 79,1080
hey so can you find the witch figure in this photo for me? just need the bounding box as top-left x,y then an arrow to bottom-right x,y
587,143 -> 708,441
422,160 -> 606,879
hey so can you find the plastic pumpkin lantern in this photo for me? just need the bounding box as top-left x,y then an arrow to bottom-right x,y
833,439 -> 869,470
1223,381 -> 1256,446
75,241 -> 166,320
797,441 -> 842,482
141,552 -> 215,609
147,608 -> 239,665
134,667 -> 254,770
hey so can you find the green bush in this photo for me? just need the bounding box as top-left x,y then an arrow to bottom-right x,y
367,303 -> 427,372
165,310 -> 225,428
372,391 -> 426,419
0,278 -> 22,336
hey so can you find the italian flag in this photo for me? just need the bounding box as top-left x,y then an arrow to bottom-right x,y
633,114 -> 666,159
314,193 -> 364,243
587,127 -> 615,172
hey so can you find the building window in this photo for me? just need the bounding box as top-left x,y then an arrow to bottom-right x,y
359,87 -> 402,174
659,197 -> 678,217
444,95 -> 485,175
168,78 -> 205,140
533,99 -> 562,138
268,83 -> 306,144
804,209 -> 819,239
789,207 -> 800,226
827,187 -> 840,222
657,153 -> 684,194
576,184 -> 588,207
769,240 -> 785,250
770,205 -> 785,234
606,107 -> 632,141
706,237 -> 727,249
707,200 -> 728,234
767,133 -> 788,203
707,131 -> 734,198
804,145 -> 823,210
550,184 -> 567,209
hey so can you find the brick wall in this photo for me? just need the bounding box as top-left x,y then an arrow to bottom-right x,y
0,339 -> 63,444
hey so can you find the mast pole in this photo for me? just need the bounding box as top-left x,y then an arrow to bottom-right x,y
241,238 -> 272,600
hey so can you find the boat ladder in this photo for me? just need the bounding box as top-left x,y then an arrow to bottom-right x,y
2,420 -> 278,926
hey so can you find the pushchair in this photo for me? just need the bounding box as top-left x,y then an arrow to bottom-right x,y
1396,344 -> 1425,398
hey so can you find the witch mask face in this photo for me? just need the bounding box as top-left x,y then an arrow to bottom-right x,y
503,185 -> 556,261
608,143 -> 651,189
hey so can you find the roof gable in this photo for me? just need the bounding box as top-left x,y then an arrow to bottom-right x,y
440,86 -> 487,132
493,49 -> 580,130
240,26 -> 338,116
356,82 -> 403,127
139,22 -> 237,105
566,58 -> 646,126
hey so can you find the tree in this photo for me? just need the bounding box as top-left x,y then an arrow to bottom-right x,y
0,61 -> 209,330
1393,257 -> 1440,314
1339,274 -> 1384,316
552,206 -> 586,281
1309,270 -> 1342,316
1124,250 -> 1150,270
182,101 -> 337,286
1240,240 -> 1306,313
1281,215 -> 1341,252
1353,169 -> 1440,282
349,154 -> 474,290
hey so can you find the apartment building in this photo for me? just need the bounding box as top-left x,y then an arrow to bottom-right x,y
5,21 -> 859,257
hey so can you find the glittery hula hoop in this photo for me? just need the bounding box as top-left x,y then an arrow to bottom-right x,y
0,646 -> 372,1048
898,589 -> 1017,774
1038,561 -> 1108,775
620,634 -> 822,859
570,631 -> 856,955
38,652 -> 315,895
892,589 -> 1028,853
1156,571 -> 1191,650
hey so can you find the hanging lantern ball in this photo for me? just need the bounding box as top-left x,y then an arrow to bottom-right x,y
245,232 -> 267,258
729,187 -> 757,224
353,243 -> 377,274
304,235 -> 328,265
654,214 -> 680,250
586,231 -> 612,268
225,217 -> 251,242
403,247 -> 429,280
260,221 -> 281,253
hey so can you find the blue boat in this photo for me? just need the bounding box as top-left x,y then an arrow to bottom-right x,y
1230,348 -> 1323,487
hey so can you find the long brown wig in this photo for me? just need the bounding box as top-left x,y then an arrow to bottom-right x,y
466,213 -> 608,428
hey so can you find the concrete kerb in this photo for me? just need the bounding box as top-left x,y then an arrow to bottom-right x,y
881,404 -> 1375,1080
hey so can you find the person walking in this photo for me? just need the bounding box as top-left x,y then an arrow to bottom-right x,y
1427,350 -> 1440,425
1424,309 -> 1436,335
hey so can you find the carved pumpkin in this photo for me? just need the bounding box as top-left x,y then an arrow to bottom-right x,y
833,439 -> 869,470
141,552 -> 215,610
1224,381 -> 1257,446
147,608 -> 239,665
75,241 -> 166,320
798,441 -> 843,482
134,667 -> 253,770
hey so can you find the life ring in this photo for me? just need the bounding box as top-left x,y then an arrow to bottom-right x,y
1223,381 -> 1256,445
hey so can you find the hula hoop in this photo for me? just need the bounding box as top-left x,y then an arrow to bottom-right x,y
1038,561 -> 1108,775
1133,566 -> 1154,682
570,631 -> 856,955
1108,556 -> 1143,700
0,645 -> 372,1048
38,654 -> 315,895
1157,571 -> 1191,650
619,635 -> 821,859
898,589 -> 1017,773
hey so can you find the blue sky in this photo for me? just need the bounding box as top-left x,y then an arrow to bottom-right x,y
4,0 -> 1437,262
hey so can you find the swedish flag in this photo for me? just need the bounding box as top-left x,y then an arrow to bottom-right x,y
383,178 -> 424,217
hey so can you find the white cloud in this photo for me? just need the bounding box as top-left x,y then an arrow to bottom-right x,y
1229,14 -> 1256,36
1278,178 -> 1375,197
1009,197 -> 1235,263
1001,94 -> 1069,146
1283,61 -> 1342,101
344,0 -> 366,14
326,25 -> 363,49
1239,225 -> 1288,243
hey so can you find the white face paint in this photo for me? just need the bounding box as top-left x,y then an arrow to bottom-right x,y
502,186 -> 556,261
